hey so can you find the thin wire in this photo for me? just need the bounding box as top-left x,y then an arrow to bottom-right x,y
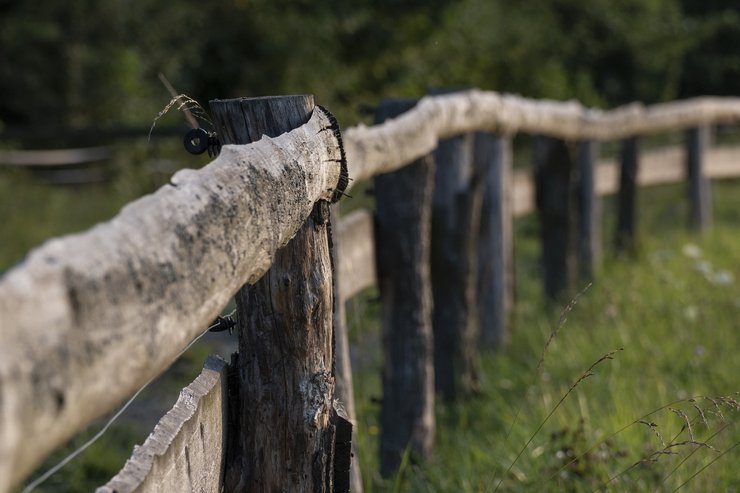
20,310 -> 236,493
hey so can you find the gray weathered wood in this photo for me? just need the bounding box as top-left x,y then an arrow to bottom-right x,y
374,99 -> 436,475
430,108 -> 481,400
615,137 -> 639,253
534,136 -> 576,300
97,356 -> 228,493
686,126 -> 713,230
336,209 -> 376,300
211,95 -> 340,493
706,145 -> 740,178
343,91 -> 740,189
330,205 -> 364,493
0,147 -> 109,166
474,132 -> 513,348
512,143 -> 740,218
577,140 -> 600,280
0,107 -> 344,493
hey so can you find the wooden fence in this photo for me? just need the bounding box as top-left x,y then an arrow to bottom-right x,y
1,90 -> 740,492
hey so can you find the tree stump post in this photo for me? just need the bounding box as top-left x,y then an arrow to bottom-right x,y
686,125 -> 713,231
210,95 -> 347,493
576,139 -> 600,280
474,132 -> 514,348
429,87 -> 481,401
534,135 -> 576,300
374,98 -> 436,476
615,136 -> 639,253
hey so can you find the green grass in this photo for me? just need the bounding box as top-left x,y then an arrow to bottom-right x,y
3,146 -> 738,491
350,179 -> 740,492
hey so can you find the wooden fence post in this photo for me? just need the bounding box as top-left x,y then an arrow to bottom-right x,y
474,132 -> 513,348
374,99 -> 436,475
430,91 -> 481,401
534,135 -> 576,300
615,136 -> 639,253
686,125 -> 713,231
330,204 -> 364,493
577,139 -> 600,280
210,95 -> 346,492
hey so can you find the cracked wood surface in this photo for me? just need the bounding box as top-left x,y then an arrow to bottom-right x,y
343,90 -> 740,190
97,356 -> 228,493
0,108 -> 344,493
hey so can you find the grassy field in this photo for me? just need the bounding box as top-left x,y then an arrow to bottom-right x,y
350,179 -> 740,492
3,154 -> 738,491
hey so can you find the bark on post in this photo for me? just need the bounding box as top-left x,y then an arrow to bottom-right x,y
577,140 -> 600,280
429,89 -> 481,401
330,204 -> 364,493
615,136 -> 639,253
374,99 -> 436,475
534,135 -> 576,300
210,95 -> 342,493
686,126 -> 713,231
474,132 -> 514,348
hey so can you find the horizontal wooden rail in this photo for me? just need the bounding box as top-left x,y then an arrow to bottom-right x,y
97,356 -> 228,493
336,208 -> 376,300
3,90 -> 740,492
343,90 -> 740,190
0,147 -> 110,166
511,143 -> 740,217
0,108 -> 344,493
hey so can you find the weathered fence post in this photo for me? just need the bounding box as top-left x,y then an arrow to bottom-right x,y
430,91 -> 481,401
577,139 -> 600,280
209,95 -> 346,492
374,99 -> 436,475
474,132 -> 514,348
615,136 -> 639,253
330,204 -> 364,493
686,125 -> 713,231
534,135 -> 576,300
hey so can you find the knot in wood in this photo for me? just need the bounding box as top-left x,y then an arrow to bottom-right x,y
300,370 -> 334,428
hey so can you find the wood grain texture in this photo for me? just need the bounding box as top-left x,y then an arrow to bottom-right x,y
335,209 -> 376,300
686,126 -> 713,230
475,133 -> 514,348
343,90 -> 740,189
576,140 -> 600,280
534,136 -> 577,300
374,98 -> 436,475
331,206 -> 363,493
0,107 -> 344,493
97,356 -> 228,493
615,137 -> 639,253
213,95 -> 338,493
430,127 -> 481,401
511,144 -> 740,217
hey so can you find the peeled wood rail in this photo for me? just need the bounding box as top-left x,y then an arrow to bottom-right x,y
2,90 -> 740,493
0,147 -> 110,166
510,143 -> 740,217
98,356 -> 228,493
0,108 -> 344,493
342,90 -> 740,188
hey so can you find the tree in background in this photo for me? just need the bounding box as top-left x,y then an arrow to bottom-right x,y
0,0 -> 739,130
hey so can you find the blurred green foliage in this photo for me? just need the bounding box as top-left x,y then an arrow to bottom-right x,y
1,0 -> 739,130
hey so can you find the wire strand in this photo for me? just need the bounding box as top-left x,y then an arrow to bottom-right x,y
20,310 -> 236,493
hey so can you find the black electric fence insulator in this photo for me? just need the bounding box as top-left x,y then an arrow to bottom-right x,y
208,315 -> 236,334
184,127 -> 221,157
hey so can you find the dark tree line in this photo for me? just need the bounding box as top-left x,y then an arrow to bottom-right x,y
0,0 -> 738,130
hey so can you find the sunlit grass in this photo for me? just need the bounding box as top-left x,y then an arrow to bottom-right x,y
351,179 -> 740,492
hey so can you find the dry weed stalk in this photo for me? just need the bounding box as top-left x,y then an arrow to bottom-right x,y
536,282 -> 592,375
493,348 -> 622,492
148,94 -> 214,140
546,393 -> 739,491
